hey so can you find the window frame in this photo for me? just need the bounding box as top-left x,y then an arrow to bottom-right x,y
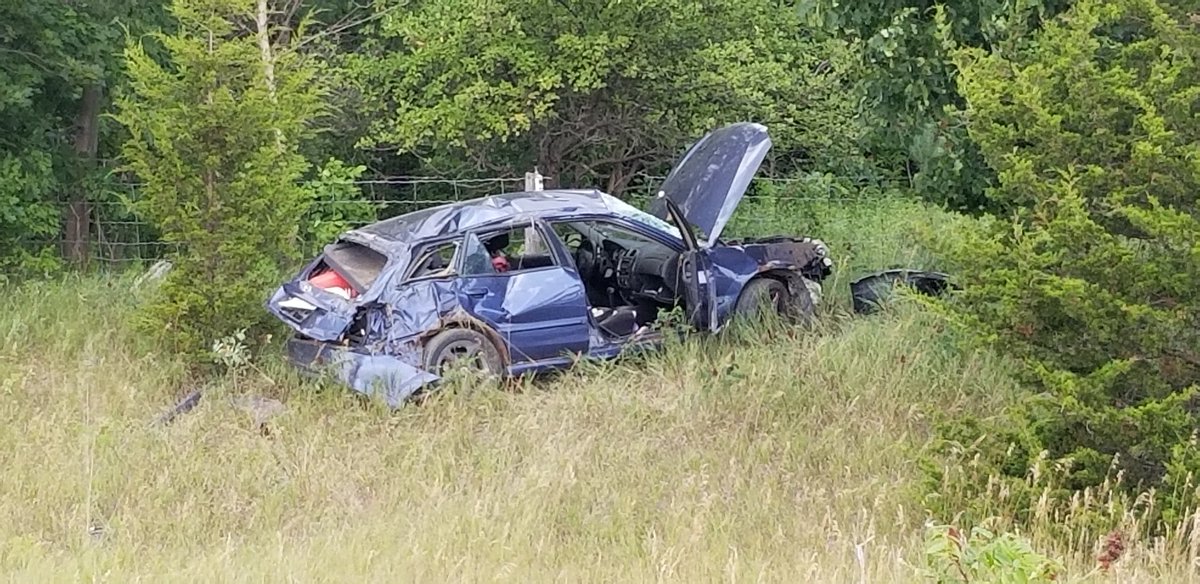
403,237 -> 463,283
460,220 -> 566,277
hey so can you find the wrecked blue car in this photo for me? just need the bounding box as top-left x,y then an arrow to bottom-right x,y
267,123 -> 834,405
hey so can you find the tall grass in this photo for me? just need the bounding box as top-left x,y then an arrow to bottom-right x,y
1,197 -> 1195,581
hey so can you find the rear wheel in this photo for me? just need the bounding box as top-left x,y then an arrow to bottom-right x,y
423,328 -> 503,377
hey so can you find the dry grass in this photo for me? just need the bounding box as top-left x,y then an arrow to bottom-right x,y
1,197 -> 1196,581
0,274 -> 1008,581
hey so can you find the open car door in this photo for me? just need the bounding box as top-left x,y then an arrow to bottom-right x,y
660,194 -> 717,331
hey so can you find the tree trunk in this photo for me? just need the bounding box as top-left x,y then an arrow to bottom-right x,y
65,84 -> 102,266
256,0 -> 277,98
257,0 -> 286,153
606,161 -> 642,198
536,154 -> 561,190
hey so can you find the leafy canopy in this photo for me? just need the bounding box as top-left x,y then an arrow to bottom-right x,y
930,0 -> 1200,527
799,0 -> 1074,210
348,0 -> 868,192
0,1 -> 165,274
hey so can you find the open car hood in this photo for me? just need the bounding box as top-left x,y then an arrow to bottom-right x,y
649,122 -> 771,245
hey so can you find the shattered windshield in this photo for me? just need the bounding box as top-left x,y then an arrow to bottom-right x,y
600,194 -> 685,240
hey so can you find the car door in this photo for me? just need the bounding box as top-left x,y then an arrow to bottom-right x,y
455,224 -> 592,362
660,196 -> 717,331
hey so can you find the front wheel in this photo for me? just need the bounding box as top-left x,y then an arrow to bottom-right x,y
733,277 -> 816,324
733,278 -> 788,320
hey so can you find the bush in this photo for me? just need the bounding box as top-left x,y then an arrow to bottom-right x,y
923,522 -> 1062,583
298,158 -> 378,257
928,0 -> 1200,528
0,152 -> 62,280
115,0 -> 324,359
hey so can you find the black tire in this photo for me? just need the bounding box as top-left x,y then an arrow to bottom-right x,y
733,277 -> 789,320
733,277 -> 818,324
786,278 -> 817,323
422,328 -> 504,377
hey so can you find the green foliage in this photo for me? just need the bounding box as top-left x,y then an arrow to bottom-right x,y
0,152 -> 62,280
298,158 -> 377,257
801,0 -> 1074,210
923,522 -> 1063,583
349,0 -> 869,192
930,0 -> 1200,527
0,0 -> 168,269
115,0 -> 324,359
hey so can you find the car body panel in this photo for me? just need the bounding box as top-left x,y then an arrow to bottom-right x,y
649,122 -> 771,244
456,264 -> 593,362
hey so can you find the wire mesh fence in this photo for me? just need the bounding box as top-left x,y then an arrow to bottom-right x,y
62,172 -> 907,266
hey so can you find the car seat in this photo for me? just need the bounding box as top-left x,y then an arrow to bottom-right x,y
591,305 -> 640,337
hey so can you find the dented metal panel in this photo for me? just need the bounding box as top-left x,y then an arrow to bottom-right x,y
649,122 -> 771,243
850,269 -> 953,314
332,351 -> 439,406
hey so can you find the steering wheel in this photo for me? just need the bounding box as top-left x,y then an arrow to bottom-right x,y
569,224 -> 613,284
598,239 -> 629,284
573,234 -> 598,279
613,247 -> 639,289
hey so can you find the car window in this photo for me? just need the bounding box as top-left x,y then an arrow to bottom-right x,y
407,240 -> 459,280
591,221 -> 660,246
600,193 -> 684,240
461,223 -> 557,276
460,233 -> 494,276
551,222 -> 588,253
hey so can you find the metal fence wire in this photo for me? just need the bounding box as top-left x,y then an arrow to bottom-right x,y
62,172 -> 904,265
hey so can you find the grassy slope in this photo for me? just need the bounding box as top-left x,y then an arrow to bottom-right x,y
0,197 -> 1189,581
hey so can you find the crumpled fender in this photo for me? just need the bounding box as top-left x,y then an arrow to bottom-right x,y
288,338 -> 438,407
333,351 -> 439,406
850,269 -> 953,314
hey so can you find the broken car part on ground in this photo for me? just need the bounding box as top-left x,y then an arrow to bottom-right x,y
266,122 -> 934,406
849,270 -> 953,315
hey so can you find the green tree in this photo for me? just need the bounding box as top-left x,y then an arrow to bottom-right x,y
931,0 -> 1200,526
0,1 -> 169,272
348,0 -> 868,193
800,0 -> 1074,210
116,0 -> 324,358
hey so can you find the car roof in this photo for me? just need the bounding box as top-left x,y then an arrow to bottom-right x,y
351,189 -> 627,246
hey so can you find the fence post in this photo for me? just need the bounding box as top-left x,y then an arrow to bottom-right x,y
524,169 -> 544,192
523,168 -> 547,254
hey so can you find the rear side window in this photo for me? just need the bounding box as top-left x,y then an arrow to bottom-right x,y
321,242 -> 388,293
407,241 -> 460,280
460,233 -> 494,276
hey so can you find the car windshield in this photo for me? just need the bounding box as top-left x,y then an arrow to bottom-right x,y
600,193 -> 699,243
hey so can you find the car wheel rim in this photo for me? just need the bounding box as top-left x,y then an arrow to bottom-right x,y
436,339 -> 486,373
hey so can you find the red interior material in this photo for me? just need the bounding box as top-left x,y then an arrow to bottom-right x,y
309,268 -> 359,298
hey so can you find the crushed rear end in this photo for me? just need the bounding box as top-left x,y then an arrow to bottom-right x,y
267,239 -> 438,405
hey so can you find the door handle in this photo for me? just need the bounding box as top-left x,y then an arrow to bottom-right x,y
462,286 -> 488,297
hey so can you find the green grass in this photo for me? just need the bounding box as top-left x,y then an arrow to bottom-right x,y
1,197 -> 1195,581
